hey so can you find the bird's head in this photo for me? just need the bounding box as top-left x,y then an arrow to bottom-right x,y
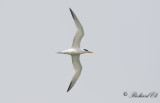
83,49 -> 93,53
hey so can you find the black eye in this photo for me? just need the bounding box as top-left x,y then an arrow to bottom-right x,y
83,49 -> 88,51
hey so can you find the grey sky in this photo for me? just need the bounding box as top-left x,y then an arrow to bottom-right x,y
0,0 -> 160,103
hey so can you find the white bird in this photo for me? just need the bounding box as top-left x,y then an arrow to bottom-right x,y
58,8 -> 93,92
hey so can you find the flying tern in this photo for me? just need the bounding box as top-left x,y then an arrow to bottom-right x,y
58,8 -> 93,92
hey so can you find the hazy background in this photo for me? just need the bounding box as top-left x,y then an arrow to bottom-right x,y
0,0 -> 160,103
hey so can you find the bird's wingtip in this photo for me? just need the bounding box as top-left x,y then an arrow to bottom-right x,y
69,8 -> 75,20
67,87 -> 71,92
66,81 -> 73,92
69,8 -> 73,13
67,88 -> 70,92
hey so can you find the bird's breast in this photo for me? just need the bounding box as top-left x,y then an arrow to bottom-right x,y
67,48 -> 82,55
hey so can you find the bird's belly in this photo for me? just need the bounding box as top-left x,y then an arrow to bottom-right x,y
67,49 -> 81,55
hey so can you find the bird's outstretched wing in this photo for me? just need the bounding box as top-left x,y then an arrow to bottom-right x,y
67,55 -> 82,92
70,8 -> 84,48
